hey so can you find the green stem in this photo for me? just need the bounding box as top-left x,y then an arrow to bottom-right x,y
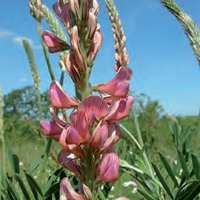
37,21 -> 55,80
36,21 -> 54,184
130,105 -> 154,178
97,188 -> 107,200
36,87 -> 43,119
85,145 -> 95,193
38,137 -> 52,184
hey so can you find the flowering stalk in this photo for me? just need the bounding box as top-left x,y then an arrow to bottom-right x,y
105,0 -> 155,179
40,0 -> 133,199
0,86 -> 6,182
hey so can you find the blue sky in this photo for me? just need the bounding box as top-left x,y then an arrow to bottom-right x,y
0,0 -> 200,116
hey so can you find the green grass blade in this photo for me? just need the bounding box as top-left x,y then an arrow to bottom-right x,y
159,153 -> 178,187
7,148 -> 19,174
14,174 -> 30,200
177,150 -> 190,179
138,189 -> 155,200
24,170 -> 43,199
191,154 -> 200,179
152,164 -> 174,200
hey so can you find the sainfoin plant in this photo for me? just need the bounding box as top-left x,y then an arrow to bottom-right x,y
39,0 -> 134,199
1,0 -> 200,200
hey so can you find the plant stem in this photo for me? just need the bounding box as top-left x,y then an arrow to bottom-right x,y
36,21 -> 54,184
36,87 -> 43,119
38,137 -> 52,184
130,105 -> 154,178
37,21 -> 55,81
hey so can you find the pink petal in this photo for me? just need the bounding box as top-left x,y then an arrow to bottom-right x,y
40,120 -> 63,136
90,120 -> 108,149
58,150 -> 81,176
78,96 -> 109,124
105,96 -> 134,121
49,80 -> 79,109
87,13 -> 97,38
95,67 -> 130,97
69,111 -> 90,143
60,178 -> 84,200
64,53 -> 81,85
97,148 -> 119,182
59,129 -> 84,157
42,31 -> 68,53
65,127 -> 82,144
49,106 -> 68,126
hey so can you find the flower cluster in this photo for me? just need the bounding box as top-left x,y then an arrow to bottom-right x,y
40,0 -> 133,199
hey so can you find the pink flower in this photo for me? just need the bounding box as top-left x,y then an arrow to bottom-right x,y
40,120 -> 63,141
105,96 -> 134,121
90,120 -> 108,149
114,198 -> 130,200
97,147 -> 119,182
49,80 -> 79,109
64,52 -> 81,86
71,26 -> 85,71
53,1 -> 74,29
42,31 -> 69,53
58,150 -> 81,176
60,178 -> 85,200
94,67 -> 131,97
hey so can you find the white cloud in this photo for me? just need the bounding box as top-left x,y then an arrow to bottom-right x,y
0,29 -> 15,37
13,36 -> 42,50
19,78 -> 29,83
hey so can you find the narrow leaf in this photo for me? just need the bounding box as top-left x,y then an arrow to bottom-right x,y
152,164 -> 174,200
177,151 -> 190,179
8,148 -> 19,174
15,174 -> 30,200
24,170 -> 43,198
191,154 -> 200,179
137,189 -> 155,200
159,153 -> 178,187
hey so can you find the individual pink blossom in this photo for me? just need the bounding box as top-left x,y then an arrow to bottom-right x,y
97,148 -> 119,182
71,26 -> 85,71
40,120 -> 63,141
60,178 -> 85,200
105,96 -> 134,121
58,150 -> 81,176
59,128 -> 84,157
94,67 -> 131,97
69,0 -> 79,17
78,96 -> 109,126
49,80 -> 79,109
42,31 -> 69,53
87,12 -> 97,38
90,120 -> 108,149
64,53 -> 81,86
89,0 -> 99,15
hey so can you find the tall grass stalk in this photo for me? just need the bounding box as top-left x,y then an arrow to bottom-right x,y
0,86 -> 6,186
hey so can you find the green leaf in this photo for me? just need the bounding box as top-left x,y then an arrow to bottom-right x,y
191,154 -> 200,179
14,174 -> 30,200
30,155 -> 44,174
152,164 -> 174,200
137,189 -> 155,200
8,148 -> 20,174
159,153 -> 178,187
177,150 -> 190,179
6,179 -> 21,200
44,182 -> 60,198
24,170 -> 43,199
175,180 -> 200,200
